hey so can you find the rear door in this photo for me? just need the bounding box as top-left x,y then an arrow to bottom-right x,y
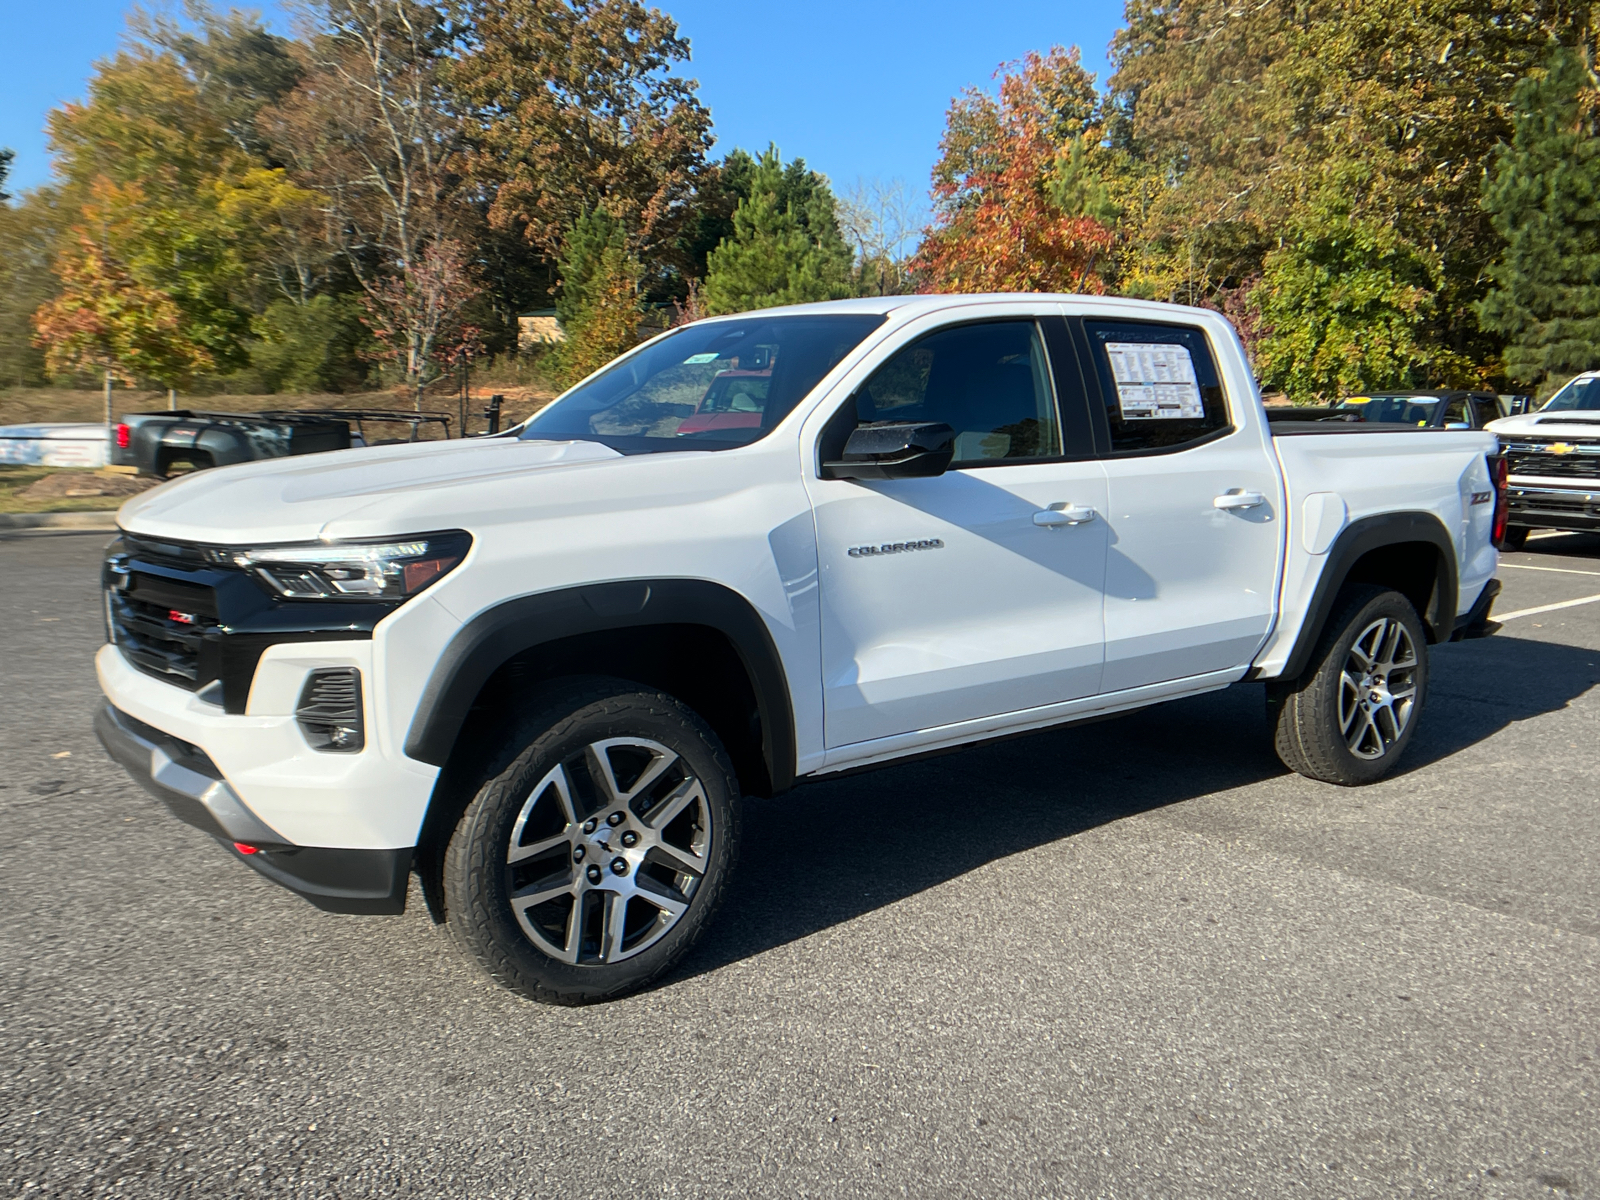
805,312 -> 1109,749
1071,315 -> 1284,692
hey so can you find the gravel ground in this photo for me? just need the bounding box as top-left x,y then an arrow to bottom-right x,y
1,529 -> 1596,1199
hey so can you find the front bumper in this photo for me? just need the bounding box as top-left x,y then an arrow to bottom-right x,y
95,700 -> 411,914
1507,483 -> 1600,531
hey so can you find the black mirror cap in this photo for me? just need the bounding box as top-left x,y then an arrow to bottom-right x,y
822,421 -> 956,481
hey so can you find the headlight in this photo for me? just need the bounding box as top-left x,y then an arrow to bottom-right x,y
224,531 -> 471,601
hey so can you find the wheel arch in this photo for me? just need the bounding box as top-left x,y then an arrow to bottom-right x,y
1275,511 -> 1459,681
404,579 -> 797,800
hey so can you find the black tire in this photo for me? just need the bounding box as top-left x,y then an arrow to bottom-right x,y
1267,586 -> 1429,786
443,677 -> 740,1004
1500,525 -> 1530,551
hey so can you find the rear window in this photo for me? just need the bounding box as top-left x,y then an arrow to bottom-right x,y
1083,320 -> 1231,453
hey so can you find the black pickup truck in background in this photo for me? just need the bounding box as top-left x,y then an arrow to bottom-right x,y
112,409 -> 451,477
1264,390 -> 1533,429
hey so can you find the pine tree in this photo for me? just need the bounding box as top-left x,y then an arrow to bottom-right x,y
552,209 -> 642,385
1479,45 -> 1600,390
701,148 -> 854,315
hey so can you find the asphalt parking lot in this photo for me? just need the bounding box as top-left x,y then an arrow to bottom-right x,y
2,530 -> 1597,1199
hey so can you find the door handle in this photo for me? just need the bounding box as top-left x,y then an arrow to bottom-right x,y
1214,489 -> 1266,511
1033,505 -> 1097,527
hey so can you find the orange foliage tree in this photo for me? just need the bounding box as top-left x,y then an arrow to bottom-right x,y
916,48 -> 1113,295
33,234 -> 215,386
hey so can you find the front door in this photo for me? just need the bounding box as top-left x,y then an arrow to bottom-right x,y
805,316 -> 1109,749
1074,316 -> 1283,692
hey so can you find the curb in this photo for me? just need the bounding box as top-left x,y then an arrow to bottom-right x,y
0,511 -> 120,531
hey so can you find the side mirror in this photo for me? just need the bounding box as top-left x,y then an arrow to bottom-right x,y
1508,396 -> 1533,416
822,421 -> 956,481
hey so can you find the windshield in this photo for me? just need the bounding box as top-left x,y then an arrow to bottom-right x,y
1335,395 -> 1443,424
1541,376 -> 1600,412
519,314 -> 886,452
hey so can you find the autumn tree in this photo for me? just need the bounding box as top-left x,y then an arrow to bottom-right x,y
358,237 -> 481,406
1104,0 -> 1587,393
0,168 -> 62,386
1479,43 -> 1600,392
916,48 -> 1114,295
1253,177 -> 1471,401
46,43 -> 256,378
267,0 -> 472,400
449,0 -> 713,286
33,234 -> 217,389
550,210 -> 643,384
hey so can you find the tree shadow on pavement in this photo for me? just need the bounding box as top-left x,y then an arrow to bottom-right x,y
670,631 -> 1597,985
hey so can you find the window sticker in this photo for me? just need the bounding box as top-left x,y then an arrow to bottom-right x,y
1104,343 -> 1204,420
682,352 -> 720,364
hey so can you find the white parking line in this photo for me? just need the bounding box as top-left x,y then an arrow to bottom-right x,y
1496,592 -> 1600,621
1500,563 -> 1600,577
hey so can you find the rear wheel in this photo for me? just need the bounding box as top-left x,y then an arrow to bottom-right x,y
1268,586 -> 1429,786
443,678 -> 739,1004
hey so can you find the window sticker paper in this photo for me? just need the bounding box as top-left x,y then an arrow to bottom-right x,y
1104,343 -> 1204,420
682,352 -> 720,364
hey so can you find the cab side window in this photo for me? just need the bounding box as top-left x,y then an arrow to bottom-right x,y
1468,395 -> 1500,427
847,320 -> 1062,465
1083,320 -> 1230,454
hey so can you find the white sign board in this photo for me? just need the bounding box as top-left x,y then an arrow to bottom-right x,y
0,424 -> 110,467
1104,343 -> 1204,421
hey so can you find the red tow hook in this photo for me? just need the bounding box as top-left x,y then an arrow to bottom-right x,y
233,842 -> 261,855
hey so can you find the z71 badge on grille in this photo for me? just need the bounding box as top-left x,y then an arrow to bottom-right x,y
848,538 -> 945,559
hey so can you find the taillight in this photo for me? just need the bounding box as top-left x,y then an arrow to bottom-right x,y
1488,454 -> 1509,547
115,423 -> 131,449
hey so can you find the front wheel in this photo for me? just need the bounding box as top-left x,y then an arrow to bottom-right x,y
1267,586 -> 1429,786
1500,525 -> 1530,551
443,678 -> 740,1004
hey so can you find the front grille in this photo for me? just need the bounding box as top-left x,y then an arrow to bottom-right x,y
1497,444 -> 1600,483
1510,490 -> 1600,516
119,532 -> 226,569
109,573 -> 221,690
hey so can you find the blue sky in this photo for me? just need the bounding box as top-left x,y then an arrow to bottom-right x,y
2,0 -> 1128,206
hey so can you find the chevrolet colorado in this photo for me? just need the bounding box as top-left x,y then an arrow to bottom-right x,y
94,294 -> 1506,1004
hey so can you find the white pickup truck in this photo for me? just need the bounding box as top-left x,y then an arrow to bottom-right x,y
95,294 -> 1506,1004
1485,370 -> 1600,547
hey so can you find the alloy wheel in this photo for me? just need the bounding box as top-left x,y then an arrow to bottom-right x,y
1338,617 -> 1419,760
504,738 -> 712,965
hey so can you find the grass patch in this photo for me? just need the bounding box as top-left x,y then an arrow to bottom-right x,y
0,466 -> 132,514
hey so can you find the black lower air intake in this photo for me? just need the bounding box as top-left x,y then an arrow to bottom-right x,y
296,668 -> 364,753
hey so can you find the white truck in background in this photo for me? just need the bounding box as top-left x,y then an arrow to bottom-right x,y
95,294 -> 1506,1004
1486,370 -> 1600,546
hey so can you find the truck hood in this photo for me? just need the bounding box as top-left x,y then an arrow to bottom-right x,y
118,437 -> 626,543
1486,412 -> 1600,438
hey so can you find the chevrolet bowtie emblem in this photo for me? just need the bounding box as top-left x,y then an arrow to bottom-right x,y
1549,442 -> 1575,455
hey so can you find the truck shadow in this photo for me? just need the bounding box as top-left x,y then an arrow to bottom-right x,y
670,631 -> 1597,986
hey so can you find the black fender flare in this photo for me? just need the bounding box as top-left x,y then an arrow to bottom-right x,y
403,579 -> 797,794
1274,511 -> 1460,681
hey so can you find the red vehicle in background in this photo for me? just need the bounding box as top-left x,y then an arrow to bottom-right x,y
676,360 -> 774,435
